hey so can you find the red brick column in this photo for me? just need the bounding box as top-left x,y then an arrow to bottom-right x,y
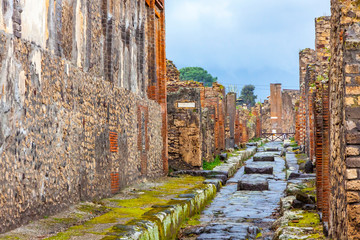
146,0 -> 168,174
322,81 -> 330,224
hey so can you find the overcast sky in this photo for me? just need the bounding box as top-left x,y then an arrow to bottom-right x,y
165,0 -> 331,101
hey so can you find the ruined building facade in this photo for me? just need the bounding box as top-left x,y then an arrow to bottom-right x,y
297,4 -> 360,238
262,84 -> 298,135
0,0 -> 167,233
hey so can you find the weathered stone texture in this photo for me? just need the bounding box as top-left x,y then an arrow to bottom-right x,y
0,31 -> 163,233
167,86 -> 202,170
328,0 -> 360,238
0,0 -> 167,233
282,89 -> 299,133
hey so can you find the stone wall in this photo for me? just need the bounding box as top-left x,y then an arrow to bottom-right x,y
282,89 -> 299,133
166,60 -> 220,168
0,31 -> 163,233
329,1 -> 360,238
261,99 -> 271,134
0,0 -> 167,233
299,6 -> 360,238
167,87 -> 202,170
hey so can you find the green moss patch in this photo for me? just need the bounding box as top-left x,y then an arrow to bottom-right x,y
203,155 -> 223,170
44,176 -> 207,240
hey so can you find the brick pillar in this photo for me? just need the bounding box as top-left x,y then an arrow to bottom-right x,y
305,65 -> 317,161
270,83 -> 283,133
322,81 -> 330,224
314,79 -> 324,210
146,0 -> 168,174
315,15 -> 331,227
299,49 -> 316,147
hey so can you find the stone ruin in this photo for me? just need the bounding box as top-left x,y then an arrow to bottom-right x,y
0,0 -> 167,233
297,5 -> 360,238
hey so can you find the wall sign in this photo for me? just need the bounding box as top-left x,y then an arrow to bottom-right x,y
178,102 -> 196,108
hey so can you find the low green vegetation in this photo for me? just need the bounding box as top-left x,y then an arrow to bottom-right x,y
249,137 -> 261,143
203,155 -> 222,170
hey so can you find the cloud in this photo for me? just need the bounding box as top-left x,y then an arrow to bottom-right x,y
165,0 -> 330,100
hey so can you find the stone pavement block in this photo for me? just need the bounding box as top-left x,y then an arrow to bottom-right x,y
253,152 -> 275,161
244,166 -> 274,174
238,178 -> 269,191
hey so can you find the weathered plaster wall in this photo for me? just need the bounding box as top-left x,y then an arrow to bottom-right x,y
0,31 -> 163,233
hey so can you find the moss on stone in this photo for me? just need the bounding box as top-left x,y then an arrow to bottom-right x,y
42,176 -> 207,240
288,212 -> 320,227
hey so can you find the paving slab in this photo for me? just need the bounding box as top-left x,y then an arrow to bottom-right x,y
253,152 -> 275,161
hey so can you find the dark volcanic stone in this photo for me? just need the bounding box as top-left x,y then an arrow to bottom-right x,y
304,160 -> 314,173
244,166 -> 273,175
288,172 -> 301,179
207,174 -> 228,185
219,153 -> 228,160
292,199 -> 305,208
253,152 -> 275,162
238,179 -> 269,191
296,191 -> 314,204
302,204 -> 317,210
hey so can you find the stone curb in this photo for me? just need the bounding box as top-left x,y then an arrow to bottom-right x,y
102,181 -> 219,240
212,147 -> 257,178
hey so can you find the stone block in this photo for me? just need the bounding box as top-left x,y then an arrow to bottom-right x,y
244,166 -> 273,175
237,179 -> 269,191
346,107 -> 360,119
347,191 -> 360,203
346,86 -> 360,95
347,146 -> 360,156
347,132 -> 360,144
264,147 -> 279,152
345,64 -> 360,74
346,180 -> 360,191
347,169 -> 358,180
253,152 -> 275,161
346,157 -> 360,168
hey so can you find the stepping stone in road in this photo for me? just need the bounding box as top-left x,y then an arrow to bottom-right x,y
253,152 -> 275,161
264,146 -> 279,151
237,174 -> 269,191
244,166 -> 273,174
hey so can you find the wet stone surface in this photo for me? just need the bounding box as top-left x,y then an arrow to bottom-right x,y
194,142 -> 287,240
253,152 -> 276,162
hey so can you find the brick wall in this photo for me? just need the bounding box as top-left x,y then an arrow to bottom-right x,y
226,92 -> 236,149
298,49 -> 316,147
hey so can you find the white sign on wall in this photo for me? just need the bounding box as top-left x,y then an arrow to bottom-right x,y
178,102 -> 196,108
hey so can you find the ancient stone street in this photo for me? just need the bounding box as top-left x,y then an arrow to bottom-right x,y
1,0 -> 360,239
